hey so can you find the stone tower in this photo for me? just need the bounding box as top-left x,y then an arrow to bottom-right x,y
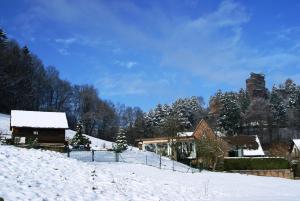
246,73 -> 267,100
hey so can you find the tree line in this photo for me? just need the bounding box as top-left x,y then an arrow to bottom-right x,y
208,79 -> 300,144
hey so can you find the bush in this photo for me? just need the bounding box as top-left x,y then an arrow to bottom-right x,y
4,138 -> 14,145
26,137 -> 39,149
224,157 -> 290,170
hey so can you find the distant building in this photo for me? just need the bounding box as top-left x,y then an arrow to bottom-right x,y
10,110 -> 68,145
246,73 -> 268,100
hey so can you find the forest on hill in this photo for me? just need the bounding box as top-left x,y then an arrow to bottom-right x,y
1,28 -> 300,146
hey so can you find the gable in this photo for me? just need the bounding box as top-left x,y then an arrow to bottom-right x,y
193,119 -> 216,140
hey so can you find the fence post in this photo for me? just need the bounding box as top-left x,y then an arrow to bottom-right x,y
92,150 -> 94,162
67,148 -> 70,158
115,152 -> 119,162
172,159 -> 174,171
146,155 -> 148,165
159,154 -> 162,169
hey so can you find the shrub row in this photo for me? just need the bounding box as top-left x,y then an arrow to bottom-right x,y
224,157 -> 290,170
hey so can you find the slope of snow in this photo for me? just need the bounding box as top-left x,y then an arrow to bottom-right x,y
1,145 -> 300,201
0,113 -> 11,135
66,129 -> 193,172
11,110 -> 68,129
66,129 -> 113,149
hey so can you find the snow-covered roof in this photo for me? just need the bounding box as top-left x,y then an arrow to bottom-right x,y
243,135 -> 265,156
177,132 -> 194,137
292,139 -> 300,150
11,110 -> 68,129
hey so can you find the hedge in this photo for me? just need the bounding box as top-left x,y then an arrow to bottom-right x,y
224,157 -> 290,170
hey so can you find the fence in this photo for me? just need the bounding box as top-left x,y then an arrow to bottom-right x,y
66,148 -> 198,173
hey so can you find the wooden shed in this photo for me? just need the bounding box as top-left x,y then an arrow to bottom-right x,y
10,110 -> 68,145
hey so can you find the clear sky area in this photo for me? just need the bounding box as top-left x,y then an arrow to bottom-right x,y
1,0 -> 300,110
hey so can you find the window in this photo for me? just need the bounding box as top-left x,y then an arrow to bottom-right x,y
33,131 -> 38,135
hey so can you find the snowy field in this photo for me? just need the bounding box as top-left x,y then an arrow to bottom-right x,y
1,145 -> 300,201
65,129 -> 114,150
0,113 -> 11,135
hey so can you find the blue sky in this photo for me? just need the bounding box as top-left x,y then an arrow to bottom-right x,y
1,0 -> 300,111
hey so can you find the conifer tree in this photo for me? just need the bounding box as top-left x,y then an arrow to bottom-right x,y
114,128 -> 128,152
71,121 -> 91,149
217,92 -> 241,135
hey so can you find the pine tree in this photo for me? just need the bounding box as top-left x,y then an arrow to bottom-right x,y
171,98 -> 192,130
217,92 -> 241,135
270,86 -> 286,126
0,28 -> 7,46
114,128 -> 128,152
71,121 -> 91,149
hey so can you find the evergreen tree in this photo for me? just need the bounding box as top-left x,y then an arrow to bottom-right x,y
114,128 -> 128,152
284,79 -> 298,108
237,88 -> 250,113
0,28 -> 7,46
270,86 -> 286,126
217,92 -> 241,135
153,104 -> 165,127
171,98 -> 192,130
71,121 -> 91,149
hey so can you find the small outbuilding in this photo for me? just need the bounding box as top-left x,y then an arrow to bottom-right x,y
10,110 -> 68,145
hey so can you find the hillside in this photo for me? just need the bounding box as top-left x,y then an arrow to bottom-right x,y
0,113 -> 192,171
1,145 -> 300,201
0,113 -> 11,135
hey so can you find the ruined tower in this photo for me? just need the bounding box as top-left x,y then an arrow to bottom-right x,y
246,73 -> 267,100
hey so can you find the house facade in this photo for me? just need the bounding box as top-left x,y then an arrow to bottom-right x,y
137,120 -> 216,160
10,110 -> 68,145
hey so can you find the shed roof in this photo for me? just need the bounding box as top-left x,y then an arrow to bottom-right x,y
11,110 -> 68,129
222,135 -> 258,149
222,135 -> 265,156
292,139 -> 300,150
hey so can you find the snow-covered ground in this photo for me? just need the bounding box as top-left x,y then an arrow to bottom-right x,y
65,129 -> 193,172
0,113 -> 194,172
0,113 -> 11,135
2,113 -> 300,200
65,129 -> 114,150
1,145 -> 300,201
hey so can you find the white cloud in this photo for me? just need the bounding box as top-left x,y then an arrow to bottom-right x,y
96,73 -> 170,96
55,37 -> 77,45
58,48 -> 70,55
114,60 -> 138,69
